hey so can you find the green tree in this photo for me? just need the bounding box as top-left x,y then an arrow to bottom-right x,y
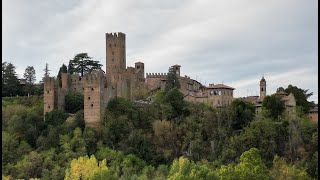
167,157 -> 217,180
69,53 -> 102,76
57,64 -> 68,87
65,91 -> 84,113
24,66 -> 36,84
231,99 -> 255,130
270,155 -> 311,180
163,87 -> 187,119
234,148 -> 270,180
284,85 -> 314,113
45,109 -> 69,126
262,95 -> 285,119
165,67 -> 180,92
2,62 -> 21,96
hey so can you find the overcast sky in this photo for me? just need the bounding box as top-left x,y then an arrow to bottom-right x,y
3,0 -> 318,102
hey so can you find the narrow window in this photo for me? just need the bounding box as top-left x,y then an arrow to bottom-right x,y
91,104 -> 93,107
88,97 -> 91,100
91,88 -> 94,91
79,77 -> 81,81
261,88 -> 264,91
74,88 -> 76,90
48,105 -> 50,109
47,90 -> 49,93
112,59 -> 114,62
112,51 -> 114,55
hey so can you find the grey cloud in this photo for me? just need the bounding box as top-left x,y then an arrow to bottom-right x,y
3,0 -> 318,102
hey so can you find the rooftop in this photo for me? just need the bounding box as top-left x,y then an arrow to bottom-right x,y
207,84 -> 235,90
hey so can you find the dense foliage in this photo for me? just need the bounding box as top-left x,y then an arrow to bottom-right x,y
2,86 -> 318,179
65,91 -> 84,113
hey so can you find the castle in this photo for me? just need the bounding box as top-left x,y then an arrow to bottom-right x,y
44,32 -> 295,128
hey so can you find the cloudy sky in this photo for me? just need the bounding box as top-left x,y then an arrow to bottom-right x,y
3,0 -> 318,102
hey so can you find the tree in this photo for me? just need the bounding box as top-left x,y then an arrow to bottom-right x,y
270,156 -> 311,180
165,67 -> 180,92
43,63 -> 50,79
2,62 -> 21,96
65,91 -> 84,113
231,99 -> 255,130
69,53 -> 102,76
67,60 -> 75,74
262,95 -> 285,119
24,66 -> 36,84
234,148 -> 270,180
23,66 -> 36,95
167,157 -> 217,179
276,87 -> 285,93
64,155 -> 109,180
284,85 -> 314,113
57,64 -> 68,87
163,87 -> 187,119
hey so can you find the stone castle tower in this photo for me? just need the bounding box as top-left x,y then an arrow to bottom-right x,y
43,32 -> 145,128
260,76 -> 266,100
43,77 -> 55,119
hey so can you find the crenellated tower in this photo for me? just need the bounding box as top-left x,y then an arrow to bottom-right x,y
106,32 -> 126,75
83,70 -> 107,129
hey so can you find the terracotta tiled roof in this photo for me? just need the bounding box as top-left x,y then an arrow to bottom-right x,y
207,84 -> 235,90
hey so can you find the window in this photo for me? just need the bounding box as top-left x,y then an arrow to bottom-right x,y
112,59 -> 114,62
83,88 -> 84,90
48,105 -> 50,109
91,88 -> 94,91
74,88 -> 76,90
137,65 -> 140,69
91,104 -> 93,107
88,97 -> 91,100
79,77 -> 81,81
47,90 -> 49,93
112,51 -> 114,55
261,87 -> 264,91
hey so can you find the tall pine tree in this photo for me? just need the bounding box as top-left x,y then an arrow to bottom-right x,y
165,67 -> 180,92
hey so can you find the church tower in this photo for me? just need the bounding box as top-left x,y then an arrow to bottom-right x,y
105,32 -> 126,75
260,76 -> 266,100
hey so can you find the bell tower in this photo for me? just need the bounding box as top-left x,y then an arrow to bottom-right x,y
260,76 -> 266,100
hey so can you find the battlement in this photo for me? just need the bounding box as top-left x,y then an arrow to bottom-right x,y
83,71 -> 106,85
146,73 -> 168,78
106,32 -> 125,39
44,77 -> 55,88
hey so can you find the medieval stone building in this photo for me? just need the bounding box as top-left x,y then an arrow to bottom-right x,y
44,32 -> 145,128
240,77 -> 296,113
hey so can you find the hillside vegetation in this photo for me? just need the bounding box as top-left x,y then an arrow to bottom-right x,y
2,87 -> 318,179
